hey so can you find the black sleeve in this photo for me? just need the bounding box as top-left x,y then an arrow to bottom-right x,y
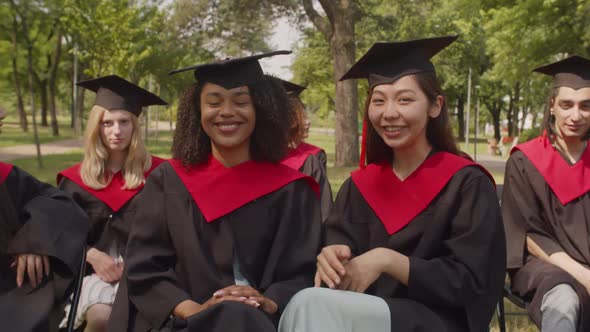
301,155 -> 333,223
5,166 -> 89,274
407,171 -> 507,307
262,179 -> 322,314
324,177 -> 371,256
124,167 -> 191,329
316,150 -> 328,172
502,151 -> 563,269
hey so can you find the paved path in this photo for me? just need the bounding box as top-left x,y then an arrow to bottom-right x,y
0,138 -> 84,162
0,121 -> 173,162
0,125 -> 507,173
473,154 -> 507,174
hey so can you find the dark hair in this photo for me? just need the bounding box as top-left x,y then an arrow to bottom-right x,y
542,87 -> 590,142
365,71 -> 460,165
287,95 -> 306,147
172,77 -> 292,166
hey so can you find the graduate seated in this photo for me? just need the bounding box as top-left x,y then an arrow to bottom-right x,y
107,51 -> 322,332
278,36 -> 507,332
0,108 -> 91,332
502,56 -> 590,332
273,77 -> 333,222
56,75 -> 167,332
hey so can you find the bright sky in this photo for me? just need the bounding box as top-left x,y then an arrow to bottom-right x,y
259,17 -> 301,80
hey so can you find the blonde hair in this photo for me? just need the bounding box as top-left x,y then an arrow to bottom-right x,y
80,105 -> 152,190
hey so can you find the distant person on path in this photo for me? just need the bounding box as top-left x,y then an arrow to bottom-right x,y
57,75 -> 167,332
503,56 -> 590,332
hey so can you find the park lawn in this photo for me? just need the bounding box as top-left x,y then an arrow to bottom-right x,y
12,130 -> 505,188
12,151 -> 84,184
11,131 -> 174,184
0,122 -> 77,147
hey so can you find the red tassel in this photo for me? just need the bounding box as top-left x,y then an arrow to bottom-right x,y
360,119 -> 367,168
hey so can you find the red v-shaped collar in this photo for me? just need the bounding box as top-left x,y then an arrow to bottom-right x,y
0,162 -> 14,185
57,156 -> 165,212
168,156 -> 319,223
513,135 -> 590,205
281,142 -> 323,171
351,152 -> 493,235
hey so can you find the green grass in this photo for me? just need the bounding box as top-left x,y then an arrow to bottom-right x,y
11,131 -> 174,184
0,117 -> 77,147
12,151 -> 83,184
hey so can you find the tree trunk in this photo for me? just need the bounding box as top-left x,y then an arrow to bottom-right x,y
519,101 -> 529,133
532,109 -> 540,128
302,0 -> 359,166
11,16 -> 27,132
38,78 -> 49,127
456,94 -> 465,140
506,90 -> 514,137
330,16 -> 359,166
74,64 -> 87,135
485,99 -> 502,142
48,26 -> 62,136
511,82 -> 521,136
492,102 -> 501,142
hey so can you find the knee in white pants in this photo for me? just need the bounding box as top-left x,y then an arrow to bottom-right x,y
541,283 -> 579,331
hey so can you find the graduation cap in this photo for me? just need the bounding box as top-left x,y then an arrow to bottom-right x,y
76,75 -> 167,116
168,50 -> 292,89
340,35 -> 459,89
277,78 -> 306,97
533,55 -> 590,90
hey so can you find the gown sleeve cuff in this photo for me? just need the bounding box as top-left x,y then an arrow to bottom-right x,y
528,233 -> 565,257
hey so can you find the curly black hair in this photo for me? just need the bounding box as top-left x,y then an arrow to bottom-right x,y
172,76 -> 293,166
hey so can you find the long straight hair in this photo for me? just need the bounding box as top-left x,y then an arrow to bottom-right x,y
80,105 -> 152,190
364,72 -> 460,165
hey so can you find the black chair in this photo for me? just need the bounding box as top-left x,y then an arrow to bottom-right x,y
65,248 -> 87,332
495,184 -> 530,332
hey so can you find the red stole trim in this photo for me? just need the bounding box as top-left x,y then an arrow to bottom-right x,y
57,156 -> 165,212
281,142 -> 323,170
168,156 -> 319,223
351,152 -> 493,235
0,162 -> 14,185
512,135 -> 590,205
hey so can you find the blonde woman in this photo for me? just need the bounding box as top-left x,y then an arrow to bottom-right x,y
57,75 -> 167,332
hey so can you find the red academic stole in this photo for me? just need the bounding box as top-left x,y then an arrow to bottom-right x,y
513,135 -> 590,205
0,162 -> 14,185
168,156 -> 319,223
351,152 -> 493,235
281,142 -> 323,170
57,156 -> 166,212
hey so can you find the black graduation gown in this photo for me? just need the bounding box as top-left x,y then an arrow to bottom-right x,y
502,149 -> 590,330
0,165 -> 89,332
108,162 -> 322,332
58,178 -> 136,260
325,167 -> 506,332
299,152 -> 333,223
57,156 -> 165,262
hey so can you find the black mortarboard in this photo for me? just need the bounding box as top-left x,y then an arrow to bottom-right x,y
278,78 -> 306,97
168,50 -> 292,89
533,56 -> 590,90
76,75 -> 167,116
340,35 -> 458,89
